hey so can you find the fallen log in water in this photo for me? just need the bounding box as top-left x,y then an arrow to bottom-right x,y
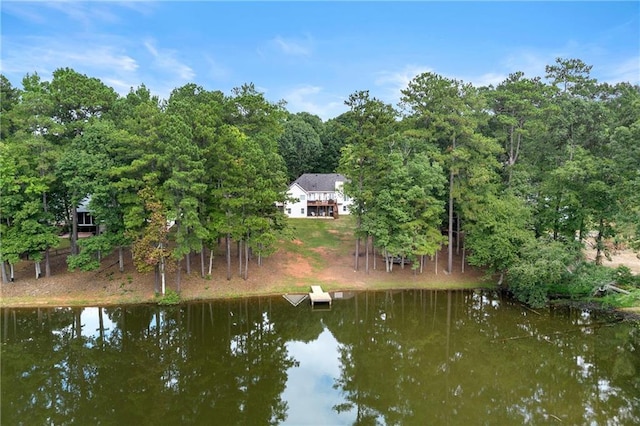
592,282 -> 631,296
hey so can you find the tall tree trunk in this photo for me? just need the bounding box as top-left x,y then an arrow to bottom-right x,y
456,215 -> 461,255
71,205 -> 79,255
9,263 -> 15,282
595,218 -> 604,265
238,240 -> 243,276
447,170 -> 454,274
384,249 -> 391,273
160,255 -> 166,295
226,234 -> 231,281
208,248 -> 214,276
118,246 -> 124,272
462,244 -> 466,273
365,235 -> 370,274
448,135 -> 456,273
176,259 -> 182,293
355,237 -> 360,271
553,197 -> 562,240
44,249 -> 51,278
372,238 -> 376,270
200,244 -> 205,278
435,251 -> 438,275
1,261 -> 8,284
43,192 -> 51,277
243,240 -> 249,280
154,264 -> 159,293
507,126 -> 515,186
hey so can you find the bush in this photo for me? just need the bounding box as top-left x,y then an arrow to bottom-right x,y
600,289 -> 640,308
157,289 -> 181,305
614,266 -> 640,288
507,239 -> 575,308
563,262 -> 616,297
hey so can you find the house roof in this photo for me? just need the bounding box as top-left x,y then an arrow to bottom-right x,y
292,173 -> 347,192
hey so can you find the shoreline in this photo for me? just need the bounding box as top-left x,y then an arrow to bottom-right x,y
0,240 -> 489,309
2,219 -> 638,313
0,282 -> 491,309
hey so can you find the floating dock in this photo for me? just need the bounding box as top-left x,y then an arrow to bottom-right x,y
309,285 -> 332,307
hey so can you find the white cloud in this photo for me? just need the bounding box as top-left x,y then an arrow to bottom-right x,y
1,37 -> 138,84
0,2 -> 48,24
271,35 -> 312,57
283,329 -> 356,425
144,39 -> 195,81
375,64 -> 433,91
282,85 -> 346,121
2,1 -> 132,30
502,47 -> 640,85
601,56 -> 640,85
502,50 -> 560,80
457,72 -> 506,88
203,55 -> 230,81
374,64 -> 433,106
101,77 -> 139,96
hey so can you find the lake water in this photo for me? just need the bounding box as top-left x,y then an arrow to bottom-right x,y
1,290 -> 639,425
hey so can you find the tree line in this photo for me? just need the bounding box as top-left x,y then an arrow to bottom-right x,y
1,58 -> 639,305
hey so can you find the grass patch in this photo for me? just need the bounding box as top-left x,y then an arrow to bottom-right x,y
55,238 -> 72,250
282,217 -> 355,269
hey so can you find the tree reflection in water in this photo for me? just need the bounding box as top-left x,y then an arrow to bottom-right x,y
2,290 -> 639,425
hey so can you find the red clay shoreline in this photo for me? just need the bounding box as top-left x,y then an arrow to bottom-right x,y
1,244 -> 488,308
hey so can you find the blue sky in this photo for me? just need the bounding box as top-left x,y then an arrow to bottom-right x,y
2,1 -> 638,120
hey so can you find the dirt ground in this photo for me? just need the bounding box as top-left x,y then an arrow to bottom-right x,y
2,234 -> 638,309
584,244 -> 640,274
0,237 -> 485,308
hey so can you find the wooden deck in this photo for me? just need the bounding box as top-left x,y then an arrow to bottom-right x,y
309,285 -> 332,307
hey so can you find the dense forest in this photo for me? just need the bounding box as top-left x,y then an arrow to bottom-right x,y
1,58 -> 639,306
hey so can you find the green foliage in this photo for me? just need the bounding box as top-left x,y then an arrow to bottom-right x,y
555,262 -> 617,297
600,289 -> 640,308
614,266 -> 640,288
507,239 -> 576,307
156,288 -> 181,305
67,234 -> 115,271
279,113 -> 323,180
2,61 -> 638,313
465,193 -> 535,274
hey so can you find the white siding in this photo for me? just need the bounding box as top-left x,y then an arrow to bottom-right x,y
284,184 -> 308,218
283,177 -> 353,218
334,181 -> 352,215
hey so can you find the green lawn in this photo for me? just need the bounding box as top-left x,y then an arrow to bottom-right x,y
280,217 -> 355,268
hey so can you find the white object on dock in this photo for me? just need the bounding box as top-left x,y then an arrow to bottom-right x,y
309,285 -> 332,307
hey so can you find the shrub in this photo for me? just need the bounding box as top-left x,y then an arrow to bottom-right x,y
157,289 -> 181,305
507,239 -> 576,308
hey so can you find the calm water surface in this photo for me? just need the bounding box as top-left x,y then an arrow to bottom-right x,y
2,290 -> 639,425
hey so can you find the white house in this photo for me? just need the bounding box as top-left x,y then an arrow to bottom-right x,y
282,173 -> 352,218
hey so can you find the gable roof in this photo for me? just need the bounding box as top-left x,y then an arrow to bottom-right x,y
292,173 -> 347,192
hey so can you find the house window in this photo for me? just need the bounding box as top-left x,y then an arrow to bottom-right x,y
344,195 -> 350,202
301,208 -> 305,215
78,212 -> 94,225
343,206 -> 347,212
287,208 -> 291,214
299,194 -> 306,201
